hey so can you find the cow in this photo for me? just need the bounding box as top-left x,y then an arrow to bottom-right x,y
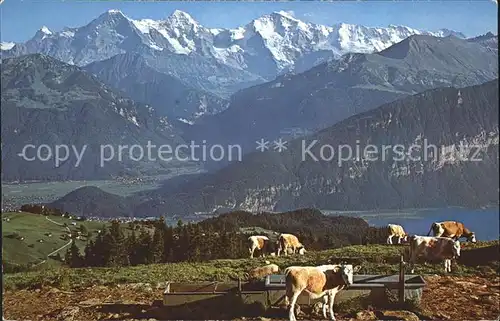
245,263 -> 280,281
408,235 -> 461,273
277,233 -> 306,257
284,264 -> 360,321
248,235 -> 270,258
386,224 -> 409,244
427,221 -> 476,243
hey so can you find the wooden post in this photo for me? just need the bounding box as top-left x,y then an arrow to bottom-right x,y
237,277 -> 242,296
398,255 -> 406,304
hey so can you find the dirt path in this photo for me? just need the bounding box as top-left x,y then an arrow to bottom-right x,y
3,275 -> 499,321
31,217 -> 73,267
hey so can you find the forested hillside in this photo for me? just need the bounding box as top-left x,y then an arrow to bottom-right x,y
65,208 -> 373,268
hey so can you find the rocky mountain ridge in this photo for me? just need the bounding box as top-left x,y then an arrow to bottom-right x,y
1,54 -> 199,182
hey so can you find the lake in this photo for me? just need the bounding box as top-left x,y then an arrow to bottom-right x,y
324,207 -> 499,241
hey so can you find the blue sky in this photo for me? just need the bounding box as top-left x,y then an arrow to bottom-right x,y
0,0 -> 497,42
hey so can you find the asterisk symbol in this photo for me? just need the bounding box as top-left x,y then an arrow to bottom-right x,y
256,139 -> 270,152
273,138 -> 287,152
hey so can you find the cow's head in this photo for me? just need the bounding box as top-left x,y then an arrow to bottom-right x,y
338,264 -> 356,286
467,232 -> 477,243
452,240 -> 461,258
298,247 -> 306,255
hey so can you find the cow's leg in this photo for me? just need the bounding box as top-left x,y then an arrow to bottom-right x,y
408,251 -> 417,273
397,236 -> 402,244
328,290 -> 338,321
322,295 -> 328,319
408,259 -> 415,273
249,246 -> 255,258
387,235 -> 393,244
288,291 -> 300,321
447,259 -> 453,273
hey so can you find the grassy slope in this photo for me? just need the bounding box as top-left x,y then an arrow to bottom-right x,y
2,212 -> 109,267
4,240 -> 498,291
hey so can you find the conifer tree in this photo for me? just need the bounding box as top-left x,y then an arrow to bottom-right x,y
105,220 -> 129,267
127,229 -> 140,265
151,220 -> 165,263
163,226 -> 175,262
137,226 -> 153,264
84,239 -> 95,266
65,239 -> 83,268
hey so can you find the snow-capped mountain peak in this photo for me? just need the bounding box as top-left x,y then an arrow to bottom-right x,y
32,26 -> 54,40
0,42 -> 15,50
165,10 -> 199,33
274,10 -> 298,20
40,26 -> 52,35
434,28 -> 467,38
168,10 -> 197,24
1,9 -> 476,96
107,9 -> 124,15
92,8 -> 131,26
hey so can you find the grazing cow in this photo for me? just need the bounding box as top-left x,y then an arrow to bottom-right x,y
386,224 -> 409,244
284,264 -> 360,321
277,233 -> 306,256
427,221 -> 476,243
408,235 -> 461,273
248,235 -> 270,258
245,263 -> 280,281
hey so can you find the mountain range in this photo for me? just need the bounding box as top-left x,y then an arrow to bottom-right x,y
83,52 -> 229,124
1,54 -> 199,182
1,9 -> 498,215
47,79 -> 499,217
1,33 -> 497,181
1,9 -> 471,98
188,34 -> 498,168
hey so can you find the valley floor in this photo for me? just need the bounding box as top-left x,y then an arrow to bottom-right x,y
3,275 -> 499,321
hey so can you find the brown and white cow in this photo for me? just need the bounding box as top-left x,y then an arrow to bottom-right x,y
245,263 -> 280,281
248,235 -> 270,258
284,264 -> 360,321
386,224 -> 409,245
277,233 -> 306,257
408,235 -> 461,273
427,221 -> 476,243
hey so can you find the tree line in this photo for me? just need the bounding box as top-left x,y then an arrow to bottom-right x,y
64,208 -> 388,268
65,217 -> 249,267
19,204 -> 86,220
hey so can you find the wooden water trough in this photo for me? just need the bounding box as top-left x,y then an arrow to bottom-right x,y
163,274 -> 426,307
162,258 -> 425,318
